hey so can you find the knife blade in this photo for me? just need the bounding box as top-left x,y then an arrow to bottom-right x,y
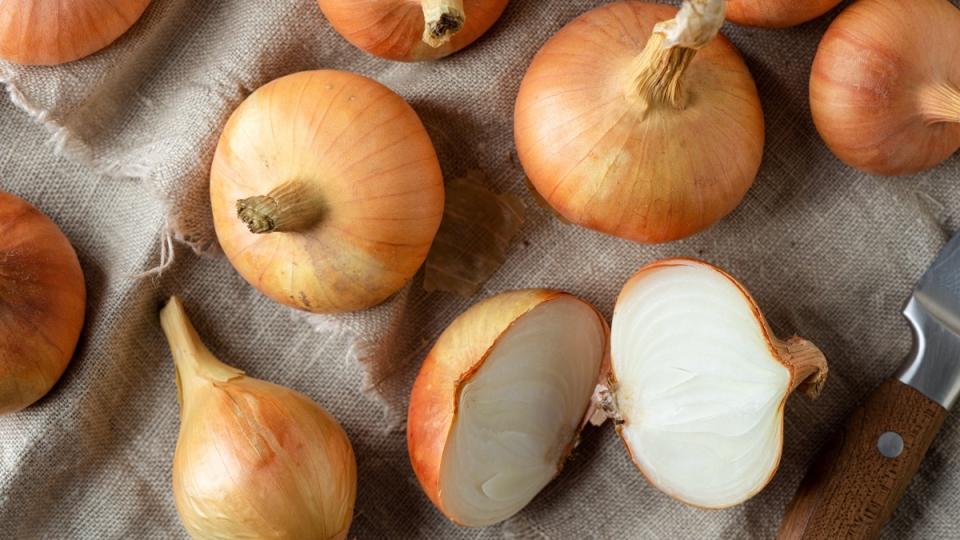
777,231 -> 960,540
899,232 -> 960,409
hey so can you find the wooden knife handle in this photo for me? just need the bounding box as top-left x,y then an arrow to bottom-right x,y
777,378 -> 948,540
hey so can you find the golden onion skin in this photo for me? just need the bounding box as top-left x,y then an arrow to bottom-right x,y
515,2 -> 764,244
210,70 -> 444,313
0,0 -> 151,65
162,298 -> 357,540
174,378 -> 357,540
0,191 -> 85,415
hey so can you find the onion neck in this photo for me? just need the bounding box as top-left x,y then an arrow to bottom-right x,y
919,82 -> 960,125
160,297 -> 244,406
627,0 -> 725,111
236,180 -> 326,235
775,336 -> 828,400
421,0 -> 465,48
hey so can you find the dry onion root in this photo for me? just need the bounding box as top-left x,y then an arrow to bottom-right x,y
161,297 -> 357,540
408,290 -> 608,527
316,0 -> 510,61
810,0 -> 960,175
0,0 -> 151,65
210,70 -> 444,314
600,259 -> 828,508
515,0 -> 764,244
725,0 -> 842,28
0,191 -> 86,415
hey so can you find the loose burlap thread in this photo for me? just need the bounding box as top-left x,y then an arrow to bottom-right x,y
1,0 -> 960,538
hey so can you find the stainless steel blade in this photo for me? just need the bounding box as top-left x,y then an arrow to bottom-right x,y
898,231 -> 960,409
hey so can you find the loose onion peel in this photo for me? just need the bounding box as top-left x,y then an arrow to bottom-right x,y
423,172 -> 525,298
161,297 -> 357,540
515,0 -> 764,244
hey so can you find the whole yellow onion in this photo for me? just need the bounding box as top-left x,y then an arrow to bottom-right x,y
211,70 -> 444,314
810,0 -> 960,175
160,297 -> 357,539
0,191 -> 85,415
515,0 -> 764,243
0,0 -> 151,65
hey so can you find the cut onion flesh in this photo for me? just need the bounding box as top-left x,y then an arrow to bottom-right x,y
414,293 -> 607,527
609,259 -> 825,508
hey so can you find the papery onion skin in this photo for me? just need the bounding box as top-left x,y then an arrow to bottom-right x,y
515,2 -> 764,244
609,258 -> 827,508
162,297 -> 357,540
725,0 -> 842,28
810,0 -> 960,175
407,289 -> 609,526
0,191 -> 85,415
210,70 -> 444,314
316,0 -> 510,61
0,0 -> 151,65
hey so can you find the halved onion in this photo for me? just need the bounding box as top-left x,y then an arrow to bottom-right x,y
408,290 -> 608,527
605,259 -> 827,508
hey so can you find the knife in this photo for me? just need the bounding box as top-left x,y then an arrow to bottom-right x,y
777,231 -> 960,539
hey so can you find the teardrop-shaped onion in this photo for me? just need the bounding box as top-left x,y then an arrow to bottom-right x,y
515,1 -> 764,243
725,0 -> 841,28
316,0 -> 509,61
608,259 -> 827,508
161,297 -> 357,540
408,290 -> 608,527
210,70 -> 444,313
0,0 -> 151,65
810,0 -> 960,175
0,191 -> 85,415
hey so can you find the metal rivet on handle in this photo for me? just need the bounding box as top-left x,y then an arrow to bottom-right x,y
877,432 -> 904,458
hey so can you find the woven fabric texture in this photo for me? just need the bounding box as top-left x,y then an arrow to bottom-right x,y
1,0 -> 960,538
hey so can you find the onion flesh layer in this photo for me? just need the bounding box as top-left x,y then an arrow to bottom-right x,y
611,262 -> 790,508
439,296 -> 605,527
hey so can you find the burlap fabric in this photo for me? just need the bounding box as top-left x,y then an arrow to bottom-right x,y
1,0 -> 959,537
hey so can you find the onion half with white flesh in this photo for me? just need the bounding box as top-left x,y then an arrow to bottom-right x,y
603,259 -> 828,508
408,290 -> 609,527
